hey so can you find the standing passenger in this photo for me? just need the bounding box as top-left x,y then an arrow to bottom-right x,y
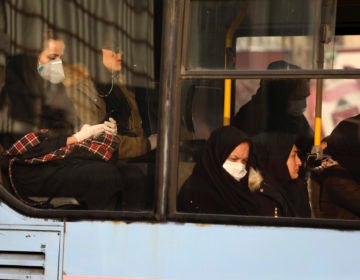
177,126 -> 258,215
231,60 -> 314,158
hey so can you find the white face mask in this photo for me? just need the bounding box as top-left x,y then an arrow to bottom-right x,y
222,160 -> 247,181
38,59 -> 65,84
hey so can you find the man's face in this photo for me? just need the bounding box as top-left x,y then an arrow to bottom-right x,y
102,48 -> 122,72
38,39 -> 65,65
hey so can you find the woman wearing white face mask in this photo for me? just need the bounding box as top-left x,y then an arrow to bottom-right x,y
37,38 -> 66,84
177,126 -> 258,215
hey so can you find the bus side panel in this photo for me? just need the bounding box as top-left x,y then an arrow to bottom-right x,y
63,221 -> 360,280
0,204 -> 65,280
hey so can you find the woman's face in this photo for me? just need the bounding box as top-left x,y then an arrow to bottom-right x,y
286,145 -> 302,179
226,142 -> 249,165
38,39 -> 65,64
102,48 -> 123,72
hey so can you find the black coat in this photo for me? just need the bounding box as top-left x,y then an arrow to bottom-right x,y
177,126 -> 258,215
231,61 -> 314,157
251,132 -> 311,217
7,131 -> 124,210
317,165 -> 360,219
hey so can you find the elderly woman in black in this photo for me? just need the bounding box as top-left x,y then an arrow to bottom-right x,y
177,126 -> 257,215
249,132 -> 311,217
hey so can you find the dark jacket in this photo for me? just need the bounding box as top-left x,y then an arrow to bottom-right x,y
315,114 -> 360,219
2,130 -> 122,210
96,81 -> 151,159
316,164 -> 360,219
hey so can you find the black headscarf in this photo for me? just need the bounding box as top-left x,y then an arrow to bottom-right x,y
181,126 -> 257,214
252,132 -> 311,217
326,114 -> 360,182
231,60 -> 313,156
253,132 -> 296,188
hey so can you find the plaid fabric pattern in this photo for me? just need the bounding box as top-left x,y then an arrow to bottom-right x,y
4,130 -> 120,163
3,130 -> 120,207
5,130 -> 44,156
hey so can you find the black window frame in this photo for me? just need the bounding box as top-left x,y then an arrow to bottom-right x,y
165,0 -> 360,231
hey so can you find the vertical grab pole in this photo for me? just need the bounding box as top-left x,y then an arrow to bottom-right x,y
223,0 -> 249,126
223,79 -> 231,125
312,0 -> 334,159
311,0 -> 324,159
314,78 -> 323,147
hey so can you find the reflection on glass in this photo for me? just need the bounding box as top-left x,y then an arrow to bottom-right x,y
235,36 -> 313,70
0,0 -> 158,212
187,0 -> 336,70
333,35 -> 360,69
178,77 -> 360,219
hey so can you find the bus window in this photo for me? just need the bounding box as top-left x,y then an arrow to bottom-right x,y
0,0 -> 159,213
174,0 -> 360,221
333,35 -> 360,69
185,0 -> 336,70
177,76 -> 315,216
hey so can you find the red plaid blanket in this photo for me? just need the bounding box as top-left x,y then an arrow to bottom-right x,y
4,129 -> 120,162
3,129 -> 120,206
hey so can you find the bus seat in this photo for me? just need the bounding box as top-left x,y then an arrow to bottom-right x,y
178,84 -> 224,190
180,84 -> 223,162
177,161 -> 196,191
184,84 -> 224,140
308,174 -> 321,218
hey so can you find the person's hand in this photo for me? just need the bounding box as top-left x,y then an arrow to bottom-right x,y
104,117 -> 117,135
73,123 -> 105,142
147,133 -> 158,150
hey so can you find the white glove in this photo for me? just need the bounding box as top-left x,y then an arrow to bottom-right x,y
104,117 -> 117,135
147,133 -> 158,150
73,123 -> 105,142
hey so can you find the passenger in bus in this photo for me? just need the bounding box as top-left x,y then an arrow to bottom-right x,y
0,29 -> 111,148
177,126 -> 258,215
249,132 -> 311,217
0,30 -> 80,149
94,35 -> 158,159
2,119 -> 127,210
0,29 -> 152,210
88,35 -> 158,210
312,114 -> 360,219
231,60 -> 314,158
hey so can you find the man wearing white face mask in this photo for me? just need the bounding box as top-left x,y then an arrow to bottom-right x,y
178,126 -> 258,215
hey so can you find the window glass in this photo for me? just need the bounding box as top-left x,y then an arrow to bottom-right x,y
0,0 -> 158,212
333,35 -> 360,69
177,77 -> 360,220
186,0 -> 336,70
